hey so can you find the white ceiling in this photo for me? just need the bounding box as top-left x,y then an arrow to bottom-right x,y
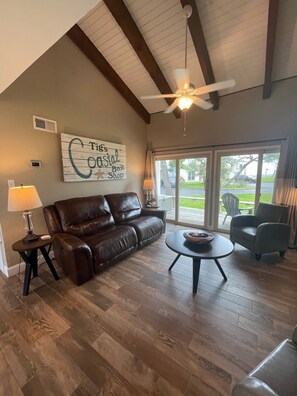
79,0 -> 297,114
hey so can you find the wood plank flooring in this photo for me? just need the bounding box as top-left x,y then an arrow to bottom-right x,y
1,224 -> 297,395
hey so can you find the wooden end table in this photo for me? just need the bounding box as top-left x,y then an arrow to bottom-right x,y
165,230 -> 234,294
12,236 -> 59,296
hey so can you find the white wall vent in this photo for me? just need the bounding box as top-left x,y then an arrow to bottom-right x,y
33,115 -> 57,133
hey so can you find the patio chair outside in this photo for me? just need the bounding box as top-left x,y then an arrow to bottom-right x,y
221,193 -> 252,224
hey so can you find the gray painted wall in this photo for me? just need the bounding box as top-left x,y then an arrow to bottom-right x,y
0,36 -> 147,268
148,78 -> 297,150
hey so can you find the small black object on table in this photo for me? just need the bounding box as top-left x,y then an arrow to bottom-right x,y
165,230 -> 234,294
12,236 -> 59,296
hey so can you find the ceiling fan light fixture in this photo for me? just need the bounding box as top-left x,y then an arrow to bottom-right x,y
178,96 -> 193,111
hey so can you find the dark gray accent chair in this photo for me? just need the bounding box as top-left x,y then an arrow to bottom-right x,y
232,325 -> 297,396
230,202 -> 290,260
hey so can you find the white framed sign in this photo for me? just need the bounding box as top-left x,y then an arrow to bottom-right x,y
61,133 -> 126,182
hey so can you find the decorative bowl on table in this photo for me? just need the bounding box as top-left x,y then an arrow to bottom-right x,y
183,231 -> 214,245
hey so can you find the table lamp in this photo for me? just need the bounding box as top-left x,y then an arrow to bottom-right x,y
143,178 -> 154,207
8,185 -> 42,243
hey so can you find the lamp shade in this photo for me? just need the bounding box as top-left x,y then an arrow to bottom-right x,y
8,185 -> 42,212
143,179 -> 154,190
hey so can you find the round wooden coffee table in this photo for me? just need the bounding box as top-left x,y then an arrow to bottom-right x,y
165,230 -> 234,294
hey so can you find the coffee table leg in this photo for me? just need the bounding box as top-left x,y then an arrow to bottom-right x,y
192,258 -> 201,294
214,258 -> 227,281
168,254 -> 181,271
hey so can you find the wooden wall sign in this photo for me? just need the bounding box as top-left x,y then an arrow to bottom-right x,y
61,133 -> 126,182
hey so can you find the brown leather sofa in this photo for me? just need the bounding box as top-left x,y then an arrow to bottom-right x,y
232,325 -> 297,396
43,192 -> 166,285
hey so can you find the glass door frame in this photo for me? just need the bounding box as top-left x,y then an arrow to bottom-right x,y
156,151 -> 212,229
213,145 -> 281,232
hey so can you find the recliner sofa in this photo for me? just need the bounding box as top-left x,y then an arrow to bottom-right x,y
43,192 -> 166,285
232,325 -> 297,396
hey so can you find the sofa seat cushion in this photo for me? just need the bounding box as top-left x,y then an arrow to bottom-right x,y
233,226 -> 257,242
250,339 -> 297,396
82,225 -> 137,272
125,216 -> 163,247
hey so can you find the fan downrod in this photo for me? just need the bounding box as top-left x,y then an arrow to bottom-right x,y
183,4 -> 192,19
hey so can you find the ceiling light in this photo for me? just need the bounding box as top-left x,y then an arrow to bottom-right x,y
178,96 -> 193,111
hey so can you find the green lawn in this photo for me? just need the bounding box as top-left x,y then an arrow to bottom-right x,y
180,181 -> 205,188
181,179 -> 275,189
179,193 -> 272,211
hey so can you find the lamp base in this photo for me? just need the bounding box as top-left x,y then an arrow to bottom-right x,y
22,233 -> 39,244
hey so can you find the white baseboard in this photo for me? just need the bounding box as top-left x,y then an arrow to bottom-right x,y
7,251 -> 55,277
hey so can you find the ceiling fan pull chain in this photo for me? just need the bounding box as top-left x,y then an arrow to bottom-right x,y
183,111 -> 187,137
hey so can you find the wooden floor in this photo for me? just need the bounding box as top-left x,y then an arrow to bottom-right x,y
1,224 -> 297,395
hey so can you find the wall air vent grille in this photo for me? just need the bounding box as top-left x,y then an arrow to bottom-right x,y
33,115 -> 57,133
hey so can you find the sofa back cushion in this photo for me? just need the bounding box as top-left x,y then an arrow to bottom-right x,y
255,202 -> 288,226
55,195 -> 114,237
105,192 -> 141,223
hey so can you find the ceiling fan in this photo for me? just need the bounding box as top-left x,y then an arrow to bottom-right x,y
140,5 -> 235,114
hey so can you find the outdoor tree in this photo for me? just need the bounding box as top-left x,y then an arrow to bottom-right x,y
263,153 -> 279,176
160,161 -> 173,194
182,158 -> 207,180
222,154 -> 258,185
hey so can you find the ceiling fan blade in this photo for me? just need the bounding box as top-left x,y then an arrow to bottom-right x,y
164,100 -> 178,114
173,68 -> 190,89
192,97 -> 213,110
140,93 -> 178,100
194,79 -> 235,95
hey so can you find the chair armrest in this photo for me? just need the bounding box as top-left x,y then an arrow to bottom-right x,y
232,377 -> 279,396
292,325 -> 297,344
256,223 -> 290,245
53,233 -> 94,285
254,223 -> 290,255
231,214 -> 256,228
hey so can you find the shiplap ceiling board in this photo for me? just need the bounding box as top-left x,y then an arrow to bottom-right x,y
78,0 -> 297,116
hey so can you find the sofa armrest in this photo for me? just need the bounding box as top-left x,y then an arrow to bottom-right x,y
141,208 -> 167,233
141,208 -> 166,221
53,233 -> 94,285
232,377 -> 279,396
231,215 -> 256,228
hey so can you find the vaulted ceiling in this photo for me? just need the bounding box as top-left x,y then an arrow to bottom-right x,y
68,0 -> 297,123
70,0 -> 297,124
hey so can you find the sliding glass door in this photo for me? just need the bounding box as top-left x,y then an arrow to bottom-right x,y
177,157 -> 209,227
155,145 -> 280,232
155,154 -> 210,228
156,159 -> 177,220
215,148 -> 280,230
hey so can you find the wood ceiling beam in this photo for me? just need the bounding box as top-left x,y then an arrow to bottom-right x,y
263,0 -> 280,99
180,0 -> 219,110
67,25 -> 150,124
103,0 -> 181,119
